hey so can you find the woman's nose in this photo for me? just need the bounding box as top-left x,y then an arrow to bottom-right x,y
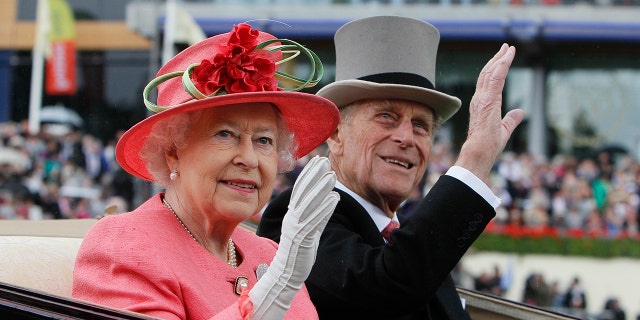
233,138 -> 259,168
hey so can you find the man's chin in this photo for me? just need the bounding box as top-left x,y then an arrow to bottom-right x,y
378,187 -> 414,203
375,179 -> 416,195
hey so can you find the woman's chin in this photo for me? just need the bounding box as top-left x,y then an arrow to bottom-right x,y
216,203 -> 261,222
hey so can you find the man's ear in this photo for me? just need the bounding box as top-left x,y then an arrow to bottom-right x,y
326,126 -> 344,156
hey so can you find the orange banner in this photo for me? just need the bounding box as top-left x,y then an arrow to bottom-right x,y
44,0 -> 76,95
45,40 -> 76,95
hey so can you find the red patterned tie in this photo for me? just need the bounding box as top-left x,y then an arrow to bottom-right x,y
381,220 -> 400,243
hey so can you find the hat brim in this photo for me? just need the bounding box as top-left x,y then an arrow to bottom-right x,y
115,91 -> 340,182
316,80 -> 462,123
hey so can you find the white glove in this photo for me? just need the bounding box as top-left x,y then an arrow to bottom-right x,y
249,156 -> 339,320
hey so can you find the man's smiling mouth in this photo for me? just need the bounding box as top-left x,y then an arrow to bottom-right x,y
384,158 -> 413,169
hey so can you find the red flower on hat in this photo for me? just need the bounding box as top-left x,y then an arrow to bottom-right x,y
191,23 -> 278,95
142,22 -> 323,114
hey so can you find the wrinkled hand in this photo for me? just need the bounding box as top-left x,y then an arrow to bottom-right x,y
455,44 -> 525,183
249,156 -> 339,320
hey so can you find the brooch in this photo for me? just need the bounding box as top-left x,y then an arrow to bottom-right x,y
232,263 -> 270,295
234,276 -> 249,295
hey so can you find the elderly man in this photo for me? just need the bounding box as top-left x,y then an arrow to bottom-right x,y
257,16 -> 524,319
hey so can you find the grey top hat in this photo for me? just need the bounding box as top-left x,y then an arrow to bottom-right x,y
317,15 -> 462,123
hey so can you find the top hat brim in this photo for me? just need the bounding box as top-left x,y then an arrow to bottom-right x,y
115,91 -> 340,182
317,79 -> 461,123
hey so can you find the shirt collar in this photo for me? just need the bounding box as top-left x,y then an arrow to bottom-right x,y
335,181 -> 399,233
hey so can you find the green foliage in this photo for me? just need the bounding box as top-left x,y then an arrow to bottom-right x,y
472,233 -> 640,259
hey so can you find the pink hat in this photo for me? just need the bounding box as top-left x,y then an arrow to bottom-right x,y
116,23 -> 339,182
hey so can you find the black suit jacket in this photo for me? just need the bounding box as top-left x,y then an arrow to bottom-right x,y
257,175 -> 495,319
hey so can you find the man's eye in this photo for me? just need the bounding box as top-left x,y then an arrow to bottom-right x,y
217,130 -> 232,138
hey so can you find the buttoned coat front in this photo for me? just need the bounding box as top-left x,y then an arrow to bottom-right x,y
258,175 -> 495,319
73,194 -> 319,320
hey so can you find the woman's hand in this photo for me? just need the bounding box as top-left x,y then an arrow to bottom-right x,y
249,156 -> 339,319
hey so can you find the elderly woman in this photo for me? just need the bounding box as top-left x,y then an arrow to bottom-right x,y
72,23 -> 340,320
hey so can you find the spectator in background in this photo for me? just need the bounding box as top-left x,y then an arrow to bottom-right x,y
474,272 -> 495,294
489,265 -> 505,296
598,297 -> 626,320
473,266 -> 504,297
550,280 -> 564,309
522,272 -> 553,308
593,171 -> 612,214
81,134 -> 109,184
522,273 -> 537,306
562,276 -> 588,317
41,138 -> 62,183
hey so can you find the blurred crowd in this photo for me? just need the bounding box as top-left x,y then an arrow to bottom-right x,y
453,263 -> 629,320
0,121 -> 134,220
1,120 -> 639,243
490,149 -> 639,239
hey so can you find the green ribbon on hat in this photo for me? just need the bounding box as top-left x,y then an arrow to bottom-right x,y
143,38 -> 324,114
258,38 -> 323,91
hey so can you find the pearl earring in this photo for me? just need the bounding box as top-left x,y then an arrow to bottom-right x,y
170,169 -> 178,180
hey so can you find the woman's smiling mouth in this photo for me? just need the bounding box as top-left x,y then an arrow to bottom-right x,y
224,180 -> 257,189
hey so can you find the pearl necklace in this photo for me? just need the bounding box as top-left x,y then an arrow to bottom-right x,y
162,198 -> 237,268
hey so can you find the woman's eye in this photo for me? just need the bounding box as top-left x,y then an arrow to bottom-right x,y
257,137 -> 273,145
